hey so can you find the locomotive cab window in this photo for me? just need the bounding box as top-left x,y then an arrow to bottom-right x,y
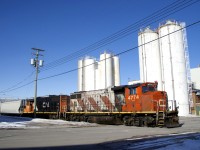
142,86 -> 155,93
142,86 -> 148,93
148,86 -> 155,91
130,88 -> 137,95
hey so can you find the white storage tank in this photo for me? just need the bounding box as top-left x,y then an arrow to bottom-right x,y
158,20 -> 189,116
78,59 -> 83,91
78,56 -> 96,91
0,100 -> 23,114
113,56 -> 120,86
138,27 -> 162,90
95,61 -> 100,90
100,52 -> 113,89
78,52 -> 120,91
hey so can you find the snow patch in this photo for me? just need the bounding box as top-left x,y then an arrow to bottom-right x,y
0,115 -> 97,129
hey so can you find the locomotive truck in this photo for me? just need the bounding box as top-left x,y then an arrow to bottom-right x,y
21,82 -> 179,128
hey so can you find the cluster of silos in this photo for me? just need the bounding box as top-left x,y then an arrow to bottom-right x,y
78,52 -> 120,91
138,20 -> 190,116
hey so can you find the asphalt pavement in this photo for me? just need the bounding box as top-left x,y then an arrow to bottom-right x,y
0,116 -> 200,150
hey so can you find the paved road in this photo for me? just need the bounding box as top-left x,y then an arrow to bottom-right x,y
102,132 -> 200,150
0,116 -> 200,149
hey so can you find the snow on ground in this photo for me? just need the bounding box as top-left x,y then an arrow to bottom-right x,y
0,115 -> 97,129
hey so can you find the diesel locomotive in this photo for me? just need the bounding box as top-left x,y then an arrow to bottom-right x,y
20,82 -> 179,128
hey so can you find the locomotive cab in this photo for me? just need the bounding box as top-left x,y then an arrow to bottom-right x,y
113,82 -> 179,127
113,82 -> 167,112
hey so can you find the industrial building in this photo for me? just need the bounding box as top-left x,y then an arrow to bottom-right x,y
191,66 -> 200,90
78,52 -> 120,91
190,66 -> 200,115
138,20 -> 191,116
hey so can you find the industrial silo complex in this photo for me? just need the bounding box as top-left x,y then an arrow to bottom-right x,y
78,56 -> 96,91
78,52 -> 120,91
100,52 -> 113,89
138,20 -> 191,116
78,20 -> 191,116
138,27 -> 162,90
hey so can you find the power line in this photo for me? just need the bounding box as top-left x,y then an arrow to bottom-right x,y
0,49 -> 44,95
40,0 -> 200,72
1,0 -> 199,94
2,19 -> 200,94
38,19 -> 200,81
0,71 -> 35,93
0,80 -> 34,93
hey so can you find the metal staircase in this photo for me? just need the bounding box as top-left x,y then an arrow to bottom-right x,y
158,111 -> 165,127
157,99 -> 166,127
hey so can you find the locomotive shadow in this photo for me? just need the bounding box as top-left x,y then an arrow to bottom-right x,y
0,144 -> 107,150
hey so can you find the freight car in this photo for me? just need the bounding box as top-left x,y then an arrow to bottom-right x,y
23,82 -> 179,128
0,99 -> 25,115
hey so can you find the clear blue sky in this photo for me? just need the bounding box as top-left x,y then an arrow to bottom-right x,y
0,0 -> 200,99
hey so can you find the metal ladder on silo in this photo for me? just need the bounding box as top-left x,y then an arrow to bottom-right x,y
181,22 -> 192,112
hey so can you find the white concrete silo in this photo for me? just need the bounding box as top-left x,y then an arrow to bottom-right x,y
158,20 -> 189,116
138,27 -> 162,90
100,52 -> 113,89
78,56 -> 96,91
95,61 -> 100,90
113,56 -> 120,86
78,52 -> 120,91
78,59 -> 83,91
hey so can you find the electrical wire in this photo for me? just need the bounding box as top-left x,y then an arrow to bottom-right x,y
1,0 -> 199,94
0,80 -> 34,94
2,19 -> 200,93
0,71 -> 35,94
40,0 -> 200,72
38,19 -> 200,81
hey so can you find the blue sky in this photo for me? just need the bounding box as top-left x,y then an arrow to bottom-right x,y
0,0 -> 200,99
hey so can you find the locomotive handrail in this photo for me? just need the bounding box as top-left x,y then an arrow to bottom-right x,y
158,99 -> 166,107
158,99 -> 166,121
151,100 -> 159,124
167,100 -> 177,111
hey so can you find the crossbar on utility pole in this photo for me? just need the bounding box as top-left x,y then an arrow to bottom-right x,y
31,48 -> 44,118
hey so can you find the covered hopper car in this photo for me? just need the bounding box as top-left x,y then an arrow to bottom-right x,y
21,82 -> 179,127
0,99 -> 25,115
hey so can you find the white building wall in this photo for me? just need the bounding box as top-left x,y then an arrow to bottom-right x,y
191,67 -> 200,90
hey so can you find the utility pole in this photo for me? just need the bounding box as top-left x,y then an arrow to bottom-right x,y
31,48 -> 44,118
